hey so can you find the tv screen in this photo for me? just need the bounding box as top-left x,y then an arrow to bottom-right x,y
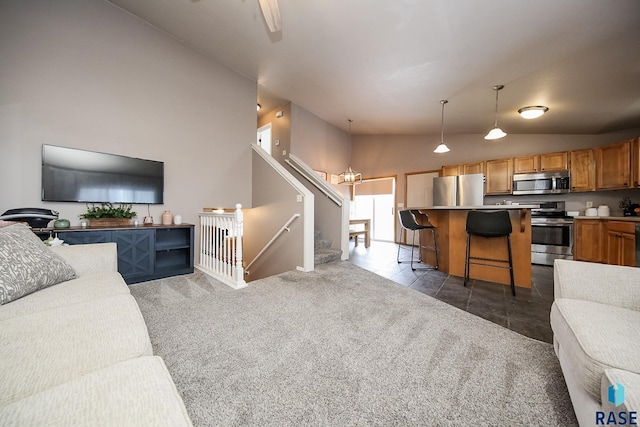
42,145 -> 164,204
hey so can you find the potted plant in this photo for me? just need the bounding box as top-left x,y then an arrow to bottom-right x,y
79,203 -> 137,227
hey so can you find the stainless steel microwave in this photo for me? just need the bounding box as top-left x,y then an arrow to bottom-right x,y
512,171 -> 570,195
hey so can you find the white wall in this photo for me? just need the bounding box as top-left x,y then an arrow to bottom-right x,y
0,0 -> 255,227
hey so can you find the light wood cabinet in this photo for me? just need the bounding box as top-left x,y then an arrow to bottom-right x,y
485,158 -> 513,195
596,140 -> 632,190
570,148 -> 596,192
513,155 -> 539,173
462,161 -> 484,175
513,152 -> 568,174
633,137 -> 640,187
540,152 -> 569,171
605,221 -> 636,266
573,219 -> 604,263
441,164 -> 460,177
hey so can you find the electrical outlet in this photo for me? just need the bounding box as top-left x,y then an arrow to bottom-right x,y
282,150 -> 287,156
296,195 -> 302,202
586,201 -> 593,208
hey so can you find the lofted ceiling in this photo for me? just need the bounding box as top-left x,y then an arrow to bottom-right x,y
108,0 -> 640,135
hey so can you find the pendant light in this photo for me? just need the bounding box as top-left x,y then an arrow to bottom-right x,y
339,119 -> 362,185
434,100 -> 450,153
484,84 -> 507,140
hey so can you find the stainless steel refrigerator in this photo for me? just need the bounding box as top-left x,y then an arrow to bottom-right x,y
432,174 -> 485,206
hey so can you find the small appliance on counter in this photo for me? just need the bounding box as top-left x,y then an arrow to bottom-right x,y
0,208 -> 59,228
597,205 -> 610,217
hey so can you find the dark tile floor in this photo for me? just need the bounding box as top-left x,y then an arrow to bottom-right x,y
348,240 -> 555,343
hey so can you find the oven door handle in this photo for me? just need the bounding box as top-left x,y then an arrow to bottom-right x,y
531,222 -> 573,227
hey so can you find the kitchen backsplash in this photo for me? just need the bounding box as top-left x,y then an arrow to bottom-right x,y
485,188 -> 640,216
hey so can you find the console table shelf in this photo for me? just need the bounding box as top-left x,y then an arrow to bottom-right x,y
36,224 -> 194,284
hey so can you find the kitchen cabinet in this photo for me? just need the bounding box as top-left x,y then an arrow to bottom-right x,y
462,161 -> 485,175
570,148 -> 596,192
441,164 -> 460,177
596,140 -> 632,190
606,221 -> 636,266
513,152 -> 568,174
573,219 -> 604,263
485,158 -> 513,195
633,137 -> 640,187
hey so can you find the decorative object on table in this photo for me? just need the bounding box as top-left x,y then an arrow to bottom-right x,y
143,216 -> 154,225
78,203 -> 136,227
80,219 -> 88,228
619,197 -> 640,216
162,210 -> 173,225
53,219 -> 70,229
133,219 -> 139,226
173,214 -> 182,225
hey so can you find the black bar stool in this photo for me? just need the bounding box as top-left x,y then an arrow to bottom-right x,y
397,210 -> 438,271
463,210 -> 515,296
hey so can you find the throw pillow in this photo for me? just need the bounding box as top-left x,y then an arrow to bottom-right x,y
0,223 -> 77,305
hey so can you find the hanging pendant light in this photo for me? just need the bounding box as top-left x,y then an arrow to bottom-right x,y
434,99 -> 450,153
339,119 -> 362,185
484,84 -> 507,140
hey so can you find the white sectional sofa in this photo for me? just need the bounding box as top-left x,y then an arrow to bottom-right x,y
551,259 -> 640,426
0,227 -> 192,426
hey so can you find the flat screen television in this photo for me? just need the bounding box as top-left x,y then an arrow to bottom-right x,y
42,144 -> 164,204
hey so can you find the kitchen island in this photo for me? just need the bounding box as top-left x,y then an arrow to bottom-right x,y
410,205 -> 536,289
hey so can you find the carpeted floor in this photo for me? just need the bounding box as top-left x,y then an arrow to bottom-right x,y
130,261 -> 577,426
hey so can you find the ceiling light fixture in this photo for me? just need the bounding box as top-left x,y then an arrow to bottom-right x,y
484,84 -> 507,140
339,119 -> 362,185
518,105 -> 549,119
257,103 -> 261,111
434,99 -> 450,154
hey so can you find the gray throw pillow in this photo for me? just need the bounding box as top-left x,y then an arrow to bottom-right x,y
0,223 -> 77,305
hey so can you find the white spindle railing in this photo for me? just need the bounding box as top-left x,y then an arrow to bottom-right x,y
197,204 -> 246,289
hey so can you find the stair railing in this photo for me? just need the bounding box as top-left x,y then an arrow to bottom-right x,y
197,204 -> 247,289
244,213 -> 300,275
285,154 -> 343,207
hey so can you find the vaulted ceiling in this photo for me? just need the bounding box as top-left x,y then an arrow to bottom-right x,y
108,0 -> 640,135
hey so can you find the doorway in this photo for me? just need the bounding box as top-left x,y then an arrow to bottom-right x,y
352,177 -> 396,242
257,123 -> 272,156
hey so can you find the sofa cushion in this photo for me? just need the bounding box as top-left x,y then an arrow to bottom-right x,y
601,368 -> 640,414
0,224 -> 76,305
551,299 -> 640,401
0,271 -> 129,321
0,294 -> 153,406
0,356 -> 192,426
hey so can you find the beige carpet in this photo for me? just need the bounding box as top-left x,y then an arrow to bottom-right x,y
130,261 -> 577,426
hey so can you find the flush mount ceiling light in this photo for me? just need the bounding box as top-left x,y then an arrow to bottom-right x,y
339,119 -> 362,185
434,100 -> 450,154
484,84 -> 507,140
518,105 -> 549,119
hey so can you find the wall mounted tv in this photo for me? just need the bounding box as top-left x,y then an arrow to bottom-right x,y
42,144 -> 164,204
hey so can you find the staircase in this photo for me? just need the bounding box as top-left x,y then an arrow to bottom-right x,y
314,230 -> 342,265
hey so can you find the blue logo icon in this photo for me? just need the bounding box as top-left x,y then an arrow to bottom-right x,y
608,383 -> 625,407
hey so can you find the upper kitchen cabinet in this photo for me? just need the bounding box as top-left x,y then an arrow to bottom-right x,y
513,152 -> 568,174
570,148 -> 596,192
596,140 -> 632,190
441,164 -> 460,177
462,161 -> 485,175
485,158 -> 513,195
633,137 -> 640,187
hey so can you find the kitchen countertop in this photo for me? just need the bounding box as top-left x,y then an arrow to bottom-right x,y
573,215 -> 640,222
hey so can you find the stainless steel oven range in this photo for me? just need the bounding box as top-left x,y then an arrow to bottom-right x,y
529,201 -> 573,265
